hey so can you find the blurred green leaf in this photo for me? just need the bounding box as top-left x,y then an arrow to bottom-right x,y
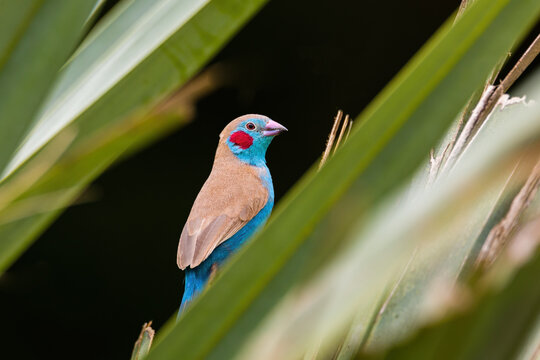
0,0 -> 268,272
1,0 -> 268,179
0,0 -> 98,170
147,0 -> 540,359
369,247 -> 540,360
238,73 -> 540,360
0,105 -> 185,272
361,97 -> 539,353
516,309 -> 540,360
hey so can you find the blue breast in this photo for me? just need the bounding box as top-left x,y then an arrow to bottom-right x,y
179,166 -> 274,313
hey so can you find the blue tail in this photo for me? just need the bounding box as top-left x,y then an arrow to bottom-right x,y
177,265 -> 211,321
177,199 -> 274,321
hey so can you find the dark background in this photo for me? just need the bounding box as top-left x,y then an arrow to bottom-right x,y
0,1 -> 536,359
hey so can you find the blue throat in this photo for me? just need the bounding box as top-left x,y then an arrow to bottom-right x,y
226,128 -> 274,166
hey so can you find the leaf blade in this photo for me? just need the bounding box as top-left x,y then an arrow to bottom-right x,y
148,0 -> 540,359
1,0 -> 268,179
0,0 -> 98,172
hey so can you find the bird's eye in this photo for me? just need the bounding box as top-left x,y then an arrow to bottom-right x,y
245,122 -> 256,131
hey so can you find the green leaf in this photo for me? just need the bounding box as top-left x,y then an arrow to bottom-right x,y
1,0 -> 268,179
353,68 -> 540,355
0,0 -> 98,171
147,0 -> 540,359
0,107 -> 185,272
238,73 -> 540,360
372,248 -> 540,360
361,97 -> 538,353
516,310 -> 540,360
0,0 -> 269,272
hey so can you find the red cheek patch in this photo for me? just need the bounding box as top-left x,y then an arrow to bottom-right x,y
229,131 -> 253,149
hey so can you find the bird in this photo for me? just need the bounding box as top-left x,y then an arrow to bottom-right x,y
176,114 -> 287,316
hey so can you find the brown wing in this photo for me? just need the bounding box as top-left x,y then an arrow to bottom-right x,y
177,163 -> 268,270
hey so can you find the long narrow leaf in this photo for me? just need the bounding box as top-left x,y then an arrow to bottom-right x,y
238,74 -> 540,360
363,96 -> 538,352
0,0 -> 268,272
1,0 -> 268,179
0,108 -> 185,271
375,248 -> 540,360
147,1 -> 540,359
0,0 -> 98,170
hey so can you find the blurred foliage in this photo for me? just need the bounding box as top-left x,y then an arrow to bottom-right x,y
147,0 -> 540,359
0,0 -> 268,273
0,0 -> 540,359
367,246 -> 540,360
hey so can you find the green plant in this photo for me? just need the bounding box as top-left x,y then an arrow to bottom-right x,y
0,0 -> 268,272
1,0 -> 540,359
145,0 -> 540,359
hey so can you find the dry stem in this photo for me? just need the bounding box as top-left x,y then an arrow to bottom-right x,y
131,322 -> 155,360
333,115 -> 350,155
319,110 -> 343,169
442,34 -> 540,174
476,157 -> 540,269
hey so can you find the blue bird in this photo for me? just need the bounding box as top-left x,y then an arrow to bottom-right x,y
177,114 -> 287,316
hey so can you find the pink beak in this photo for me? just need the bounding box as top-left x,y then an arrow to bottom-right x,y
263,119 -> 288,137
